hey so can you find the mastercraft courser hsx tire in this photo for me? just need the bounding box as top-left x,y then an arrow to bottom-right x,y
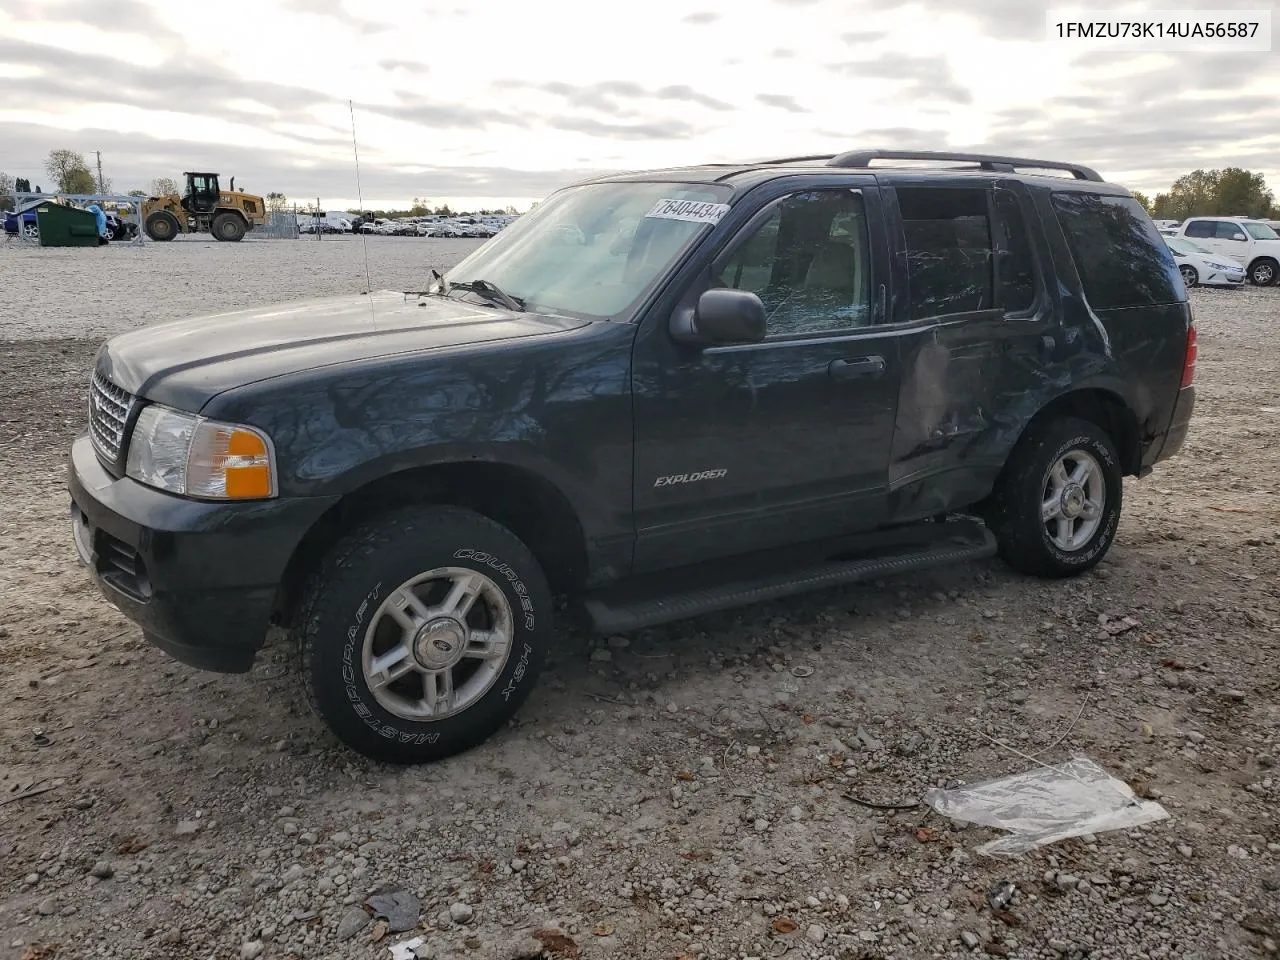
297,505 -> 551,763
987,417 -> 1123,578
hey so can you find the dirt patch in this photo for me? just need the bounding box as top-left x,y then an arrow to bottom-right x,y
1,264 -> 1277,959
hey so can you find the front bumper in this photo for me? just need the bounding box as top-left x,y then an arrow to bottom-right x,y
68,435 -> 338,672
1202,270 -> 1246,287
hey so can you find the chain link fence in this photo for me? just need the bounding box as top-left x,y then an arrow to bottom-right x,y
259,206 -> 300,239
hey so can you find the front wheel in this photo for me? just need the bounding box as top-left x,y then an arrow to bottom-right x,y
145,211 -> 179,241
987,417 -> 1122,578
297,506 -> 551,763
1179,264 -> 1198,288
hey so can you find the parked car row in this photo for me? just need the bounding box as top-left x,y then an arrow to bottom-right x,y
359,214 -> 517,238
1159,216 -> 1280,286
293,211 -> 519,239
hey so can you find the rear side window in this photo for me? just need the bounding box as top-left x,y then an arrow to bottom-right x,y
993,190 -> 1037,313
1051,193 -> 1183,309
1184,220 -> 1214,239
898,187 -> 993,320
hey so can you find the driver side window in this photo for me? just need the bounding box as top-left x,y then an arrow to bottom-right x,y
715,189 -> 871,336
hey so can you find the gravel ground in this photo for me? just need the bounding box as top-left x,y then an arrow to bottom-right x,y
1,235 -> 485,340
0,237 -> 1277,960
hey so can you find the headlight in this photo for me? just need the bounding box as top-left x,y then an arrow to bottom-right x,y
126,404 -> 276,500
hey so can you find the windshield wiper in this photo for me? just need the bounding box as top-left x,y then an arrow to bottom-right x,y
446,278 -> 525,312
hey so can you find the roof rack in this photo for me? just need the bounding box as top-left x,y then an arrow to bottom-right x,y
824,150 -> 1104,182
756,154 -> 838,164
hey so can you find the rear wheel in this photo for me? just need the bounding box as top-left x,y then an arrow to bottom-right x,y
1179,264 -> 1198,288
1248,257 -> 1276,286
987,417 -> 1122,578
297,506 -> 551,764
144,211 -> 179,241
211,212 -> 247,242
21,221 -> 38,240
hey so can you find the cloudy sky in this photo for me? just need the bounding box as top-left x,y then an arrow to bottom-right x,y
1,0 -> 1277,211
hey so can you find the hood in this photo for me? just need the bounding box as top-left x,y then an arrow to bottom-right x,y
98,289 -> 590,412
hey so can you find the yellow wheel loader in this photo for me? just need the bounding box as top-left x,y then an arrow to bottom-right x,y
142,172 -> 266,242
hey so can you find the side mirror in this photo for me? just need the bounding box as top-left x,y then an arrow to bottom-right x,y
670,288 -> 767,345
1230,232 -> 1246,241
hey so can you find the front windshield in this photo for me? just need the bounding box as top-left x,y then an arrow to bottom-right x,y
443,180 -> 734,320
1243,221 -> 1279,240
1166,237 -> 1212,256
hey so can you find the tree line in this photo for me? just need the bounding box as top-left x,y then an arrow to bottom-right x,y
1131,168 -> 1276,221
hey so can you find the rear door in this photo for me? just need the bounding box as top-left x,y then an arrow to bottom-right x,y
880,178 -> 1056,519
1182,219 -> 1226,258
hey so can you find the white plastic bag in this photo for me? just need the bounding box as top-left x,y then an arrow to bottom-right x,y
924,756 -> 1169,856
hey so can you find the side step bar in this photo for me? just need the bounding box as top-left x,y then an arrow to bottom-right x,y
581,520 -> 998,635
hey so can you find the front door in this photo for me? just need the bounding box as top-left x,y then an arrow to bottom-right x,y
630,182 -> 900,572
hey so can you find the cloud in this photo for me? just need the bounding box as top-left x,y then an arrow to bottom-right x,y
278,0 -> 391,34
827,53 -> 972,105
11,0 -> 181,41
771,47 -> 795,58
0,37 -> 334,126
683,11 -> 720,23
379,59 -> 431,74
0,120 -> 603,203
756,93 -> 809,113
373,93 -> 529,130
547,116 -> 699,140
841,30 -> 887,43
493,79 -> 732,114
655,85 -> 732,111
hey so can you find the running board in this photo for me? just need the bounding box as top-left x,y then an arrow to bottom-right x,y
580,519 -> 998,635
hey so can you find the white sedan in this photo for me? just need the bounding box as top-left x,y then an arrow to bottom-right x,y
1165,236 -> 1246,288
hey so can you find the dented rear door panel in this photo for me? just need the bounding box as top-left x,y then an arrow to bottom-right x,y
881,178 -> 1064,521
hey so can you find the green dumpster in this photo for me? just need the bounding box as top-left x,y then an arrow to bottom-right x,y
36,203 -> 102,247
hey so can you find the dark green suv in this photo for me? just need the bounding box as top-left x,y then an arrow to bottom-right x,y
69,150 -> 1196,763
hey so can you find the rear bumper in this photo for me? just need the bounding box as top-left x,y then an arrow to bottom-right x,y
1152,386 -> 1195,464
67,435 -> 338,672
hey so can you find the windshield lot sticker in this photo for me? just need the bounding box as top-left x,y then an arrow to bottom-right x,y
645,199 -> 731,225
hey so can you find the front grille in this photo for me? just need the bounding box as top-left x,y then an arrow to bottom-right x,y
89,371 -> 135,466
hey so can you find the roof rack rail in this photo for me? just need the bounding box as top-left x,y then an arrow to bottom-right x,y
755,154 -> 838,165
825,150 -> 1104,182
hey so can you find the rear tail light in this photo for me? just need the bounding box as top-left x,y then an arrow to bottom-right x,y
1181,321 -> 1197,387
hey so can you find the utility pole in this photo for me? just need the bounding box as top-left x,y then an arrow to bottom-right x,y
95,151 -> 105,194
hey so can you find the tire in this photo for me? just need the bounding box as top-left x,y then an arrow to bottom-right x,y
145,211 -> 179,241
987,417 -> 1122,578
22,221 -> 38,240
211,212 -> 246,242
1179,264 -> 1198,288
1248,257 -> 1277,287
297,505 -> 551,764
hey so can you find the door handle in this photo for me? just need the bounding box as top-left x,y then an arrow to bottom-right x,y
828,355 -> 886,380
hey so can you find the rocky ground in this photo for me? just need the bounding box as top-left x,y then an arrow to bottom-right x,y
0,237 -> 1276,960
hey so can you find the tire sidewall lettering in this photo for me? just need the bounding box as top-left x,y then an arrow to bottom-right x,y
1041,435 -> 1120,567
452,547 -> 536,631
334,547 -> 541,746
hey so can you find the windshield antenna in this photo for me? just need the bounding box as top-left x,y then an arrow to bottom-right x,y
349,99 -> 375,326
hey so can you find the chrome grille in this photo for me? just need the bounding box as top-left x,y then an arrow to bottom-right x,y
89,371 -> 134,466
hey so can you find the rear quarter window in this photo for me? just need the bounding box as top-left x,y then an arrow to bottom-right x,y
1051,193 -> 1184,309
